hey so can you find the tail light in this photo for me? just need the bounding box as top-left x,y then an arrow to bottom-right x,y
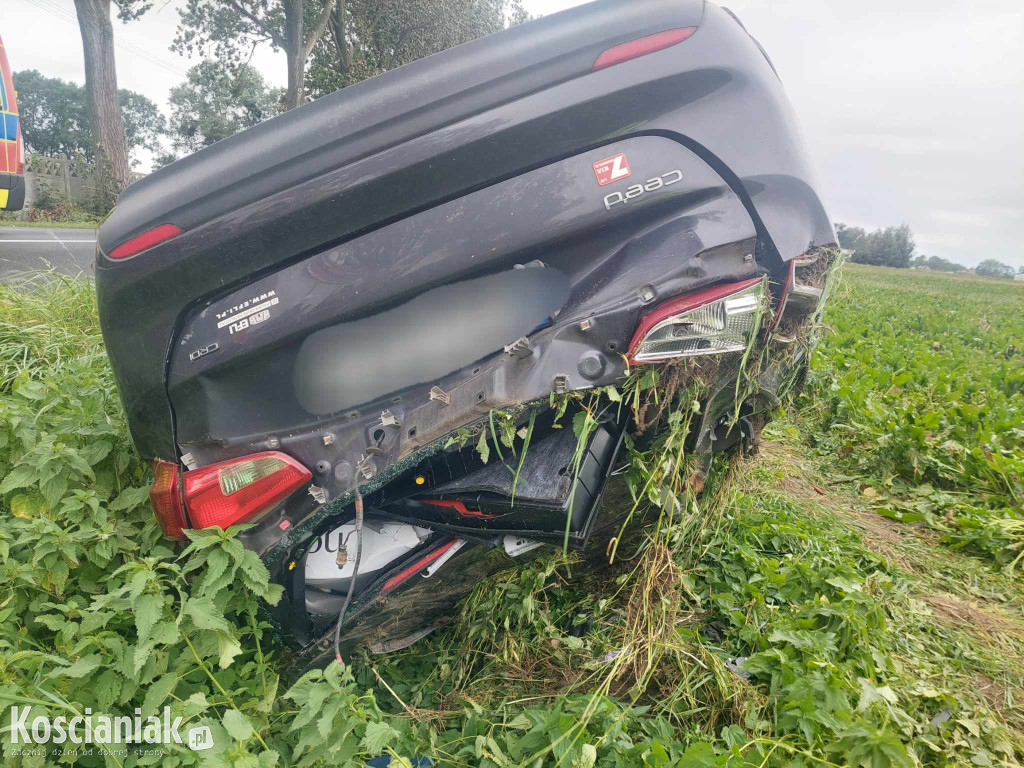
592,27 -> 697,71
184,452 -> 311,530
148,452 -> 311,538
150,459 -> 186,540
627,277 -> 765,363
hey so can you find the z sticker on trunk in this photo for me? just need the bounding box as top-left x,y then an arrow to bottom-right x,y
593,153 -> 630,186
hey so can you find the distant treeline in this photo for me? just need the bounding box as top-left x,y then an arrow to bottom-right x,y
835,222 -> 1019,278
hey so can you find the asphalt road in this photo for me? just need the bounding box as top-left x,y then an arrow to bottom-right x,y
0,226 -> 97,280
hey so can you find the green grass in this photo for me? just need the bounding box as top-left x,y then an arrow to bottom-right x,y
0,265 -> 1021,767
0,273 -> 103,389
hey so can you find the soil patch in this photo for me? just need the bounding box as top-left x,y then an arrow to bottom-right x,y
922,593 -> 1023,644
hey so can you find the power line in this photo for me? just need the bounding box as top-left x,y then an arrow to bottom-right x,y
30,0 -> 189,76
23,0 -> 190,78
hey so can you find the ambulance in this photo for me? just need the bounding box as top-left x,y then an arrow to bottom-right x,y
0,34 -> 25,211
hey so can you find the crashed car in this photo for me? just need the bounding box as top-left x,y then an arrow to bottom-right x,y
95,0 -> 835,669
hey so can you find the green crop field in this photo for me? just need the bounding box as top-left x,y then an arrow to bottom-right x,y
807,265 -> 1024,568
0,265 -> 1021,768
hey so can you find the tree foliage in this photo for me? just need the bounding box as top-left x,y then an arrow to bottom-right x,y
836,222 -> 916,268
11,70 -> 88,159
13,69 -> 164,166
158,61 -> 282,165
172,0 -> 341,111
119,89 -> 167,160
306,0 -> 528,98
975,258 -> 1016,279
909,254 -> 967,273
172,0 -> 527,111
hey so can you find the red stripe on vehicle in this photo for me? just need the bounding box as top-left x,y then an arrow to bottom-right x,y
420,499 -> 500,519
382,539 -> 460,593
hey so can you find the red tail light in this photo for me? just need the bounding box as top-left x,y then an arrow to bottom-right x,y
183,452 -> 312,530
149,459 -> 186,540
149,452 -> 311,539
108,224 -> 183,260
627,277 -> 765,363
592,27 -> 697,71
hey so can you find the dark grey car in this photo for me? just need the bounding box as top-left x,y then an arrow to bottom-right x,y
94,0 -> 835,667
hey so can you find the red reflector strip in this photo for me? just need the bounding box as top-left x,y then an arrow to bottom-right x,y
419,499 -> 501,519
592,27 -> 697,71
382,539 -> 460,593
108,224 -> 183,260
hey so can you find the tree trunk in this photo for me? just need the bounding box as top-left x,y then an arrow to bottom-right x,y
283,0 -> 305,110
73,0 -> 131,190
330,0 -> 351,75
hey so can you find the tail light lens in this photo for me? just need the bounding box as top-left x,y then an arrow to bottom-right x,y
184,452 -> 312,530
148,452 -> 311,538
149,459 -> 186,540
627,278 -> 765,363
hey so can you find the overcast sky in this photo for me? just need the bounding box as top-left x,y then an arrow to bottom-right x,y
3,0 -> 1022,267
